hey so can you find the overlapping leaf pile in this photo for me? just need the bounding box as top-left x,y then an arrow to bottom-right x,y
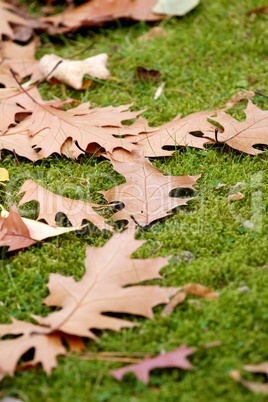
0,0 -> 267,388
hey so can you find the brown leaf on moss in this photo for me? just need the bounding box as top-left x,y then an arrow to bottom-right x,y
111,344 -> 195,384
102,152 -> 201,228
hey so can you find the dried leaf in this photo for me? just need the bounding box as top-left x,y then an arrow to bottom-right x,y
230,369 -> 268,394
0,1 -> 33,41
0,231 -> 175,377
0,206 -> 36,251
41,0 -> 163,33
0,319 -> 69,377
39,53 -> 110,90
102,152 -> 201,227
111,344 -> 195,384
182,283 -> 219,300
205,100 -> 268,154
244,362 -> 268,376
135,111 -> 215,157
227,192 -> 244,202
0,205 -> 82,251
225,91 -> 255,109
4,101 -> 143,160
36,230 -> 176,338
135,67 -> 161,83
18,179 -> 113,231
247,6 -> 268,15
161,292 -> 187,316
0,40 -> 42,87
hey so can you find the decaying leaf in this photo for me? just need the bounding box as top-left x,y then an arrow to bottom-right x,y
39,53 -> 111,90
135,67 -> 161,83
230,368 -> 268,394
102,152 -> 201,227
111,344 -> 195,384
18,179 -> 113,231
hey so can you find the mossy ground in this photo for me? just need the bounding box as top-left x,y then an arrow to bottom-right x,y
1,0 -> 268,400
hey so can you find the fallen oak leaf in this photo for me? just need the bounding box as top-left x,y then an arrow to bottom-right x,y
111,344 -> 195,384
6,101 -> 142,160
18,179 -> 113,231
0,319 -> 84,378
134,110 -> 216,157
0,205 -> 83,251
205,100 -> 268,155
102,152 -> 201,228
0,0 -> 33,41
36,230 -> 177,338
41,0 -> 163,33
0,231 -> 175,377
0,205 -> 37,251
0,40 -> 42,87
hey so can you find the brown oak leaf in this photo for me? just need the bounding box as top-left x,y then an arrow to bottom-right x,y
41,0 -> 163,33
0,205 -> 36,251
205,100 -> 268,154
0,40 -> 42,87
111,344 -> 195,384
0,1 -> 33,41
5,102 -> 144,160
134,111 -> 215,157
18,179 -> 113,231
0,205 -> 83,251
35,230 -> 176,339
0,319 -> 84,377
101,152 -> 201,227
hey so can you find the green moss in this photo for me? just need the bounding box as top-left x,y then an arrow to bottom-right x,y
1,0 -> 268,400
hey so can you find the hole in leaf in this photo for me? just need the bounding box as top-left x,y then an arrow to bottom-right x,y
188,131 -> 204,138
85,143 -> 105,154
169,188 -> 195,198
253,143 -> 268,151
15,111 -> 31,123
207,118 -> 224,131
